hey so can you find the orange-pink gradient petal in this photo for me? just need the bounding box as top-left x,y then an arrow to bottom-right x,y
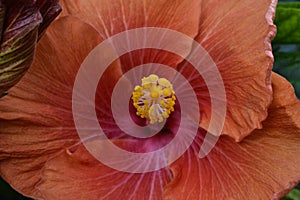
163,73 -> 300,200
0,17 -> 101,198
37,143 -> 172,200
190,0 -> 277,141
59,0 -> 201,70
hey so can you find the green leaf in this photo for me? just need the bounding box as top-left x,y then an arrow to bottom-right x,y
273,51 -> 300,98
281,189 -> 300,200
273,2 -> 300,44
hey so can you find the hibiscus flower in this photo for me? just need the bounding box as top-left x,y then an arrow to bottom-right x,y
0,0 -> 299,200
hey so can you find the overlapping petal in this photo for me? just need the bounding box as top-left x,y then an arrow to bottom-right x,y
179,0 -> 277,141
37,143 -> 173,200
163,73 -> 300,200
59,0 -> 200,39
0,16 -> 101,197
59,0 -> 201,72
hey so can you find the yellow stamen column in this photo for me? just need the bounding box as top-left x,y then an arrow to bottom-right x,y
132,74 -> 176,124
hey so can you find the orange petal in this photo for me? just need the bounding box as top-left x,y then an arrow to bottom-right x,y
37,143 -> 172,200
59,0 -> 201,70
192,0 -> 277,141
164,73 -> 300,199
59,0 -> 200,38
0,16 -> 101,198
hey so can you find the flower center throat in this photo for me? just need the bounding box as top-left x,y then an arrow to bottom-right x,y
132,74 -> 176,124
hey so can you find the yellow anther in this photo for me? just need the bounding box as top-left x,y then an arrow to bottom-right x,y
163,88 -> 172,97
149,74 -> 159,81
134,85 -> 142,91
132,74 -> 176,124
158,78 -> 172,88
150,90 -> 159,99
142,74 -> 158,85
144,100 -> 148,106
